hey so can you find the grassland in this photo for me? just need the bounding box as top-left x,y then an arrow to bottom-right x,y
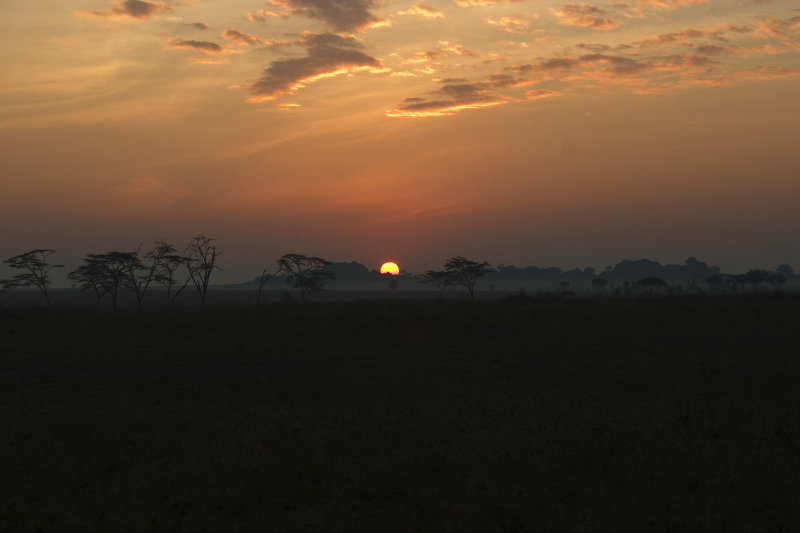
2,295 -> 799,531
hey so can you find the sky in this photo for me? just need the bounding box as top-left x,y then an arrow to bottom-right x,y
1,0 -> 799,283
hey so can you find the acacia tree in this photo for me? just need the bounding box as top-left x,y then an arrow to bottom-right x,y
93,252 -> 135,309
185,234 -> 219,307
277,253 -> 334,303
420,270 -> 451,298
68,256 -> 110,307
444,256 -> 493,301
154,248 -> 190,306
2,249 -> 63,307
123,241 -> 181,309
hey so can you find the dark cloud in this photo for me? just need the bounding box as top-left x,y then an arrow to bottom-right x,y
188,22 -> 211,30
275,0 -> 381,32
75,0 -> 170,20
387,74 -> 529,117
247,33 -> 383,101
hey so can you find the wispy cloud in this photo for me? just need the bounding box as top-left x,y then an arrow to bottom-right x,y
486,16 -> 532,33
398,4 -> 445,19
222,29 -> 262,46
166,38 -> 225,54
552,4 -> 624,30
454,0 -> 523,6
637,0 -> 707,10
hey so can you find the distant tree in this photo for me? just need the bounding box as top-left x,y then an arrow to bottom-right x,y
444,256 -> 493,301
637,277 -> 667,294
420,270 -> 451,298
255,267 -> 277,305
735,269 -> 768,291
765,271 -> 787,291
591,278 -> 609,293
704,274 -> 723,292
776,264 -> 795,279
185,235 -> 219,307
277,253 -> 334,303
2,249 -> 63,307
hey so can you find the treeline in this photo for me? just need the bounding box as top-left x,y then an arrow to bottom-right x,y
2,240 -> 798,308
0,236 -> 219,309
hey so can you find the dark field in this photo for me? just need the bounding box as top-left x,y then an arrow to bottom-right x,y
2,295 -> 800,531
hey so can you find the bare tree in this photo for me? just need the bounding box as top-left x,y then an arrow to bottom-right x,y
122,241 -> 181,309
153,247 -> 190,306
444,256 -> 493,301
2,249 -> 63,307
185,235 -> 219,307
277,253 -> 334,303
420,270 -> 451,298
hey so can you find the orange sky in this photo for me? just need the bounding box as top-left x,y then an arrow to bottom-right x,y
1,0 -> 799,281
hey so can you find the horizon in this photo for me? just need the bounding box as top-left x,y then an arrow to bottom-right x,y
2,1 -> 798,282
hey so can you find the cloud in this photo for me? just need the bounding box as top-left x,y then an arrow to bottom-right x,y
552,4 -> 623,30
637,0 -> 706,9
439,41 -> 481,56
486,16 -> 532,33
387,75 -> 529,117
637,27 -> 725,47
167,38 -> 224,54
526,89 -> 559,100
187,22 -> 210,30
454,0 -> 523,6
222,29 -> 262,46
271,0 -> 383,32
402,51 -> 443,64
246,33 -> 385,102
75,0 -> 170,21
398,4 -> 444,18
247,9 -> 290,21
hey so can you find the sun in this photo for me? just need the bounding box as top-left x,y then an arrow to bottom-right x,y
380,261 -> 400,275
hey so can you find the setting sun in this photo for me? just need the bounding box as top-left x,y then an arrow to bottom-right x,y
380,261 -> 400,275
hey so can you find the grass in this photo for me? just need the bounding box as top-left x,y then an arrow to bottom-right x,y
2,295 -> 800,531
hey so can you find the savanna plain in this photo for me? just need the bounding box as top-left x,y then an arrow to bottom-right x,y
2,294 -> 800,531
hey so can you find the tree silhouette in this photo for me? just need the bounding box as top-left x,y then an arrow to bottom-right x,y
444,256 -> 493,301
185,235 -> 219,307
153,248 -> 190,306
277,253 -> 334,303
765,271 -> 787,290
591,278 -> 609,293
637,277 -> 667,294
420,270 -> 451,298
68,257 -> 110,307
704,274 -> 723,292
735,269 -> 768,291
2,249 -> 63,306
124,241 -> 180,309
72,252 -> 133,309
